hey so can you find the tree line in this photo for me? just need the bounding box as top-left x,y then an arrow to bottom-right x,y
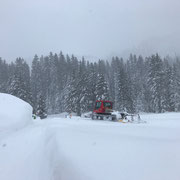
0,52 -> 180,115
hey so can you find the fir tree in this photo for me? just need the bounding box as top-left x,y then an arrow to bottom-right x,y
95,73 -> 109,101
31,55 -> 42,112
37,94 -> 47,119
8,58 -> 32,104
147,54 -> 165,113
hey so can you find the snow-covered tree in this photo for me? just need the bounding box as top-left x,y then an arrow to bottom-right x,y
37,94 -> 47,119
147,54 -> 165,113
8,58 -> 32,104
173,59 -> 180,111
163,60 -> 175,112
0,58 -> 9,93
31,55 -> 42,112
95,73 -> 109,100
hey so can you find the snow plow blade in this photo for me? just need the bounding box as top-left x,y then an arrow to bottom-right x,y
116,113 -> 146,123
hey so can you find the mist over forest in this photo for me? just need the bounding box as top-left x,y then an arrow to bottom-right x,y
0,52 -> 180,115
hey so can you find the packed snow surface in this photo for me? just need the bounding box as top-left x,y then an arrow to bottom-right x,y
0,101 -> 180,180
0,93 -> 32,132
49,113 -> 180,180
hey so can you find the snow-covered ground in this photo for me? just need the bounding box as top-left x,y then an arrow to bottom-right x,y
0,94 -> 180,180
47,113 -> 180,180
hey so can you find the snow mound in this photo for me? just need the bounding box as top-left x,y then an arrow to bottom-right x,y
0,93 -> 32,132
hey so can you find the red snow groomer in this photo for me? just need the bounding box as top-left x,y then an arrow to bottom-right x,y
92,100 -> 116,120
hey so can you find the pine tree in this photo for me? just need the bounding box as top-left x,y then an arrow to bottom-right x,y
173,59 -> 180,111
116,59 -> 134,113
147,54 -> 165,113
39,55 -> 51,113
8,58 -> 32,104
31,55 -> 42,112
37,94 -> 47,119
0,58 -> 9,93
110,57 -> 120,110
65,55 -> 79,114
163,60 -> 175,111
86,62 -> 97,111
95,73 -> 109,100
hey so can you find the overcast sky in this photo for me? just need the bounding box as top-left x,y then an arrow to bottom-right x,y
0,0 -> 180,61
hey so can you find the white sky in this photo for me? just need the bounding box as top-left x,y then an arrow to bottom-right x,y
0,0 -> 180,61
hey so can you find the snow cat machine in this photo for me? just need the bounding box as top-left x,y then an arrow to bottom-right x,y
91,100 -> 145,123
91,100 -> 117,120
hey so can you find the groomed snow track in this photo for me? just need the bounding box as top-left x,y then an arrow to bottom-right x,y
1,113 -> 180,180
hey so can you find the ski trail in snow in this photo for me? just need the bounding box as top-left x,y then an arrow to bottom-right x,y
0,120 -> 79,180
45,125 -> 86,180
0,122 -> 59,180
45,115 -> 180,180
53,151 -> 85,180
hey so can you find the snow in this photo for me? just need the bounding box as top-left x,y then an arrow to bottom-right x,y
48,113 -> 180,180
0,96 -> 180,180
0,125 -> 55,180
0,93 -> 32,132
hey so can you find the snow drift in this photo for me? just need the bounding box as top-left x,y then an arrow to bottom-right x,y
0,93 -> 32,132
0,93 -> 55,180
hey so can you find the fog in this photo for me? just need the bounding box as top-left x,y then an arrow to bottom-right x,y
0,0 -> 180,61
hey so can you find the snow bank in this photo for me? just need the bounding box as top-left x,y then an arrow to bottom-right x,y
0,93 -> 32,132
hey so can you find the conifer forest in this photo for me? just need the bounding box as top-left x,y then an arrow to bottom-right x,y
0,52 -> 180,115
